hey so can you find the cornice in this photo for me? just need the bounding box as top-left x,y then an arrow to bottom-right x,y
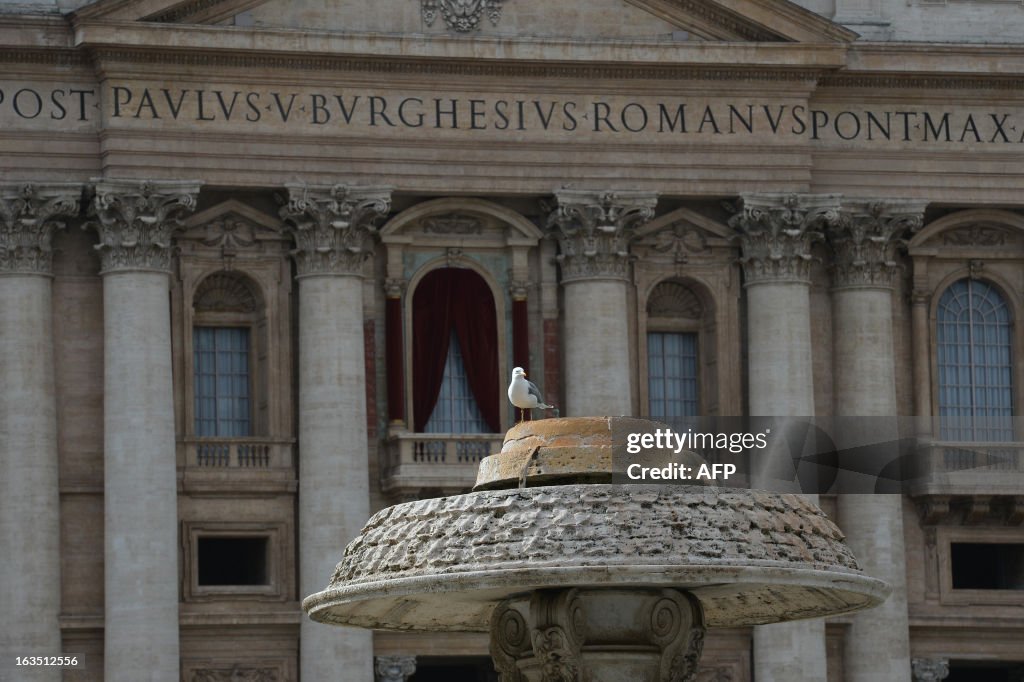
73,20 -> 849,68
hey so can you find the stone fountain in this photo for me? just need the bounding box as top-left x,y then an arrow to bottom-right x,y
303,417 -> 889,681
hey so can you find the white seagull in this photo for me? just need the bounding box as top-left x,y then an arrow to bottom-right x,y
508,367 -> 556,423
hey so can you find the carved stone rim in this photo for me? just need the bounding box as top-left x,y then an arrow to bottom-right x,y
304,562 -> 889,631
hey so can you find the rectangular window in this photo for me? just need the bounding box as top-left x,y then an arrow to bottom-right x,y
648,332 -> 699,427
193,326 -> 251,437
197,536 -> 269,586
424,330 -> 489,434
951,542 -> 1024,590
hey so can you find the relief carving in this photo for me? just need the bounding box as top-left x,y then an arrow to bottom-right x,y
190,666 -> 279,682
279,183 -> 391,277
647,280 -> 704,319
640,222 -> 710,264
546,189 -> 658,283
88,179 -> 202,274
0,183 -> 81,275
420,213 -> 483,235
942,225 -> 1010,247
729,193 -> 841,285
421,0 -> 505,32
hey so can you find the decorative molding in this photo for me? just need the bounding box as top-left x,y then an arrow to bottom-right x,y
828,200 -> 925,289
640,222 -> 710,265
941,225 -> 1011,247
279,183 -> 391,278
88,48 -> 822,84
508,280 -> 530,301
421,0 -> 505,32
546,189 -> 658,283
88,179 -> 202,274
374,655 -> 417,682
821,74 -> 1024,91
529,589 -> 584,681
384,277 -> 407,298
633,0 -> 782,41
421,213 -> 483,235
190,667 -> 280,682
647,280 -> 704,319
696,666 -> 734,682
0,48 -> 90,66
193,271 -> 260,313
912,658 -> 950,682
0,183 -> 81,275
146,0 -> 223,23
729,193 -> 841,285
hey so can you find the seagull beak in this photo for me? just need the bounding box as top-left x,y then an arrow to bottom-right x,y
522,372 -> 527,377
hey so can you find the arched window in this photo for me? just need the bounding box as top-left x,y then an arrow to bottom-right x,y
191,272 -> 265,438
937,278 -> 1014,441
411,268 -> 500,434
646,280 -> 712,427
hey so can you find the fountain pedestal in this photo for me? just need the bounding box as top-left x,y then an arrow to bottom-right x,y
492,588 -> 704,682
304,418 -> 890,681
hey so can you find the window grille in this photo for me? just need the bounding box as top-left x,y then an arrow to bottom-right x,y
937,279 -> 1014,441
648,331 -> 699,428
194,326 -> 252,437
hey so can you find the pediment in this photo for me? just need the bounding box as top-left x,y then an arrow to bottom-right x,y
910,209 -> 1024,253
178,199 -> 285,246
72,0 -> 856,44
634,207 -> 735,264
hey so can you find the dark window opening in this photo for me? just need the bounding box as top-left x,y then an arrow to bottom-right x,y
409,656 -> 498,682
951,543 -> 1024,590
947,660 -> 1024,682
197,536 -> 268,586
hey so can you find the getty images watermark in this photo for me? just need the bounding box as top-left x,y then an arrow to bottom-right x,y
610,416 -> 1022,494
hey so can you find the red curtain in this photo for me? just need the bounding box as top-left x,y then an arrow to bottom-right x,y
412,268 -> 500,432
385,296 -> 405,422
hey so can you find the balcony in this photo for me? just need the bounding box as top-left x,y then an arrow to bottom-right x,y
178,438 -> 297,493
910,441 -> 1024,495
381,432 -> 504,499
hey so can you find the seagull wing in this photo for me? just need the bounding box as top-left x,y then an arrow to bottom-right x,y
526,380 -> 553,409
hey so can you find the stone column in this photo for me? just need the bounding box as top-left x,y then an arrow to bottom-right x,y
546,190 -> 657,416
90,179 -> 201,682
375,655 -> 417,682
281,183 -> 391,682
912,658 -> 950,682
0,184 -> 80,680
730,193 -> 840,682
828,200 -> 925,682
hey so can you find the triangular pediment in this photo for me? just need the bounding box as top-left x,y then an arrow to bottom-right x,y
72,0 -> 856,44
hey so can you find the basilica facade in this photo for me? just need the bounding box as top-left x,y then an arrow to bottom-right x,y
2,0 -> 1023,680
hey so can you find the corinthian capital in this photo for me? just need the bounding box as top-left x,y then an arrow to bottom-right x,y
546,189 -> 658,283
88,179 -> 202,274
828,200 -> 926,290
911,658 -> 949,682
0,183 -> 82,275
729,193 -> 841,285
280,183 -> 392,278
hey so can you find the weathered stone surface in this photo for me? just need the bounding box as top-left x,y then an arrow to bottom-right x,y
476,416 -> 704,489
305,484 -> 887,631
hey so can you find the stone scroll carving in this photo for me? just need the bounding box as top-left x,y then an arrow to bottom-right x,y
279,183 -> 391,277
546,189 -> 658,283
88,179 -> 202,274
421,0 -> 506,32
0,183 -> 81,275
728,193 -> 841,285
489,588 -> 705,682
828,200 -> 926,289
375,655 -> 417,682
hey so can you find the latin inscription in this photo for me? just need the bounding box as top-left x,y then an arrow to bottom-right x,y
3,82 -> 1024,146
